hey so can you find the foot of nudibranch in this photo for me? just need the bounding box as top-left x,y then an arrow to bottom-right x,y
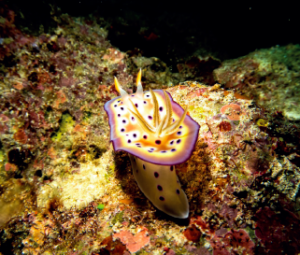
129,154 -> 189,219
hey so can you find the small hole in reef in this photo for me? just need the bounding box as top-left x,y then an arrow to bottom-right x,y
122,120 -> 126,124
117,114 -> 121,117
159,196 -> 165,201
146,94 -> 150,98
117,100 -> 121,103
143,164 -> 145,170
154,172 -> 159,178
143,135 -> 147,139
131,94 -> 135,97
131,116 -> 135,120
155,140 -> 161,145
176,139 -> 181,144
170,140 -> 174,145
121,128 -> 125,132
133,133 -> 137,138
114,104 -> 117,107
177,131 -> 182,135
120,107 -> 124,110
157,185 -> 163,191
135,143 -> 141,147
170,166 -> 174,171
148,116 -> 153,120
171,148 -> 176,152
179,125 -> 183,129
173,118 -> 175,122
135,103 -> 138,108
144,101 -> 147,104
161,151 -> 166,153
148,149 -> 153,153
176,189 -> 180,195
35,169 -> 42,177
127,139 -> 131,143
159,106 -> 163,112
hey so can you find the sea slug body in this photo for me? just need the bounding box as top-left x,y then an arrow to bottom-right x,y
104,70 -> 200,218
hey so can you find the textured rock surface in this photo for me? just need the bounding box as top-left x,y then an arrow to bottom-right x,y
214,45 -> 300,120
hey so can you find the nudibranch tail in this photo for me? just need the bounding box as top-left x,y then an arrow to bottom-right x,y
130,154 -> 189,219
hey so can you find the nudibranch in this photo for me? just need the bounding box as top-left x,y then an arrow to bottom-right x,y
104,70 -> 200,218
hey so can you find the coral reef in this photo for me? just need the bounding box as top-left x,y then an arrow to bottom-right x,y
0,5 -> 300,255
214,44 -> 300,121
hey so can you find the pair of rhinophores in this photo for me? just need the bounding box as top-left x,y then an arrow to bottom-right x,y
104,70 -> 200,218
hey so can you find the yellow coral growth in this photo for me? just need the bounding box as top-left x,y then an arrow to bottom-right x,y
256,118 -> 269,127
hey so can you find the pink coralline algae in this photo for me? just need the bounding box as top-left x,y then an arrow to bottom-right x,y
186,87 -> 208,99
113,228 -> 150,253
219,203 -> 238,228
211,229 -> 254,255
220,103 -> 242,121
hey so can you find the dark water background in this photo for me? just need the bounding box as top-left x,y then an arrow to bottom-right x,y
6,0 -> 300,64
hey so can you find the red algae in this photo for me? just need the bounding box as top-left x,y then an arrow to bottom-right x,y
13,129 -> 28,144
100,235 -> 127,255
113,228 -> 150,253
255,207 -> 300,255
5,162 -> 18,172
211,229 -> 254,255
53,90 -> 67,108
217,121 -> 232,132
183,224 -> 202,242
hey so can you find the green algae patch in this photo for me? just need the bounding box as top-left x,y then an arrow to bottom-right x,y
51,113 -> 75,143
0,179 -> 31,227
112,211 -> 124,225
74,65 -> 86,77
0,149 -> 4,163
245,226 -> 256,241
105,163 -> 115,181
82,111 -> 92,122
97,204 -> 105,210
